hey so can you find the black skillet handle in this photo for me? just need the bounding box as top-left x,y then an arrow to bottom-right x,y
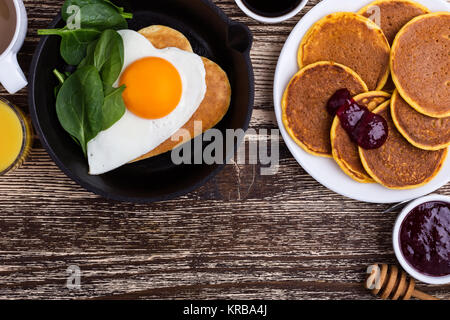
227,21 -> 253,54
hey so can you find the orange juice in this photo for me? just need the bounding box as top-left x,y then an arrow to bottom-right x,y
0,98 -> 30,174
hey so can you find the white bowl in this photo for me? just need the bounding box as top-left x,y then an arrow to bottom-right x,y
234,0 -> 309,23
273,0 -> 450,203
393,194 -> 450,285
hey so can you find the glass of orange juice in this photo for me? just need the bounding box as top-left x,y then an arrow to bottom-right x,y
0,96 -> 32,175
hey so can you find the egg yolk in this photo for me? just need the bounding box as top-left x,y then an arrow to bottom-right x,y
119,57 -> 182,119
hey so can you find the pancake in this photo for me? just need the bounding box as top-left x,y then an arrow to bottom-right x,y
282,61 -> 368,157
132,26 -> 231,162
298,12 -> 390,91
358,0 -> 430,44
391,90 -> 450,151
359,102 -> 447,189
138,25 -> 193,52
331,91 -> 391,183
391,12 -> 450,118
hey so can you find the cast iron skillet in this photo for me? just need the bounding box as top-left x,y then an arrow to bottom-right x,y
29,0 -> 254,203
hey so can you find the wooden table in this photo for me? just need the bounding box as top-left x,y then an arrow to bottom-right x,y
0,0 -> 448,300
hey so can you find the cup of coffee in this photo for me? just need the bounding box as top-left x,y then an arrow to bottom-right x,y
235,0 -> 308,23
0,0 -> 27,94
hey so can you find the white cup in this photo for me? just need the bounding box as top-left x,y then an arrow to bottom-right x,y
0,0 -> 27,94
234,0 -> 308,23
393,194 -> 450,285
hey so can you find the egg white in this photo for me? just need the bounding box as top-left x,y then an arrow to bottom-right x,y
87,29 -> 206,175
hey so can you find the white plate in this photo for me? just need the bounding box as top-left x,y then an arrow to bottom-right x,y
273,0 -> 450,203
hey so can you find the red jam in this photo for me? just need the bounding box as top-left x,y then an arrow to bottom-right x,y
327,89 -> 352,116
335,99 -> 366,133
400,201 -> 450,277
352,112 -> 388,149
327,89 -> 388,149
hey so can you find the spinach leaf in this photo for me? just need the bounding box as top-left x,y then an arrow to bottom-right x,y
78,38 -> 98,69
75,30 -> 126,132
78,3 -> 128,31
59,28 -> 101,65
38,0 -> 131,66
53,69 -> 69,97
93,29 -> 124,88
61,0 -> 132,21
103,0 -> 131,17
56,65 -> 104,156
38,28 -> 101,65
102,85 -> 126,131
62,0 -> 100,20
78,30 -> 124,89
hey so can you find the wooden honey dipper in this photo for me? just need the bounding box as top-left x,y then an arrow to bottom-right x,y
365,264 -> 439,300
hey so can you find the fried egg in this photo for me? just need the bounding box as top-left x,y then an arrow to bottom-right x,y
87,29 -> 206,175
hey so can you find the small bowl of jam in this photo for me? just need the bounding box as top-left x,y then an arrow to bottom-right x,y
235,0 -> 309,23
393,194 -> 450,285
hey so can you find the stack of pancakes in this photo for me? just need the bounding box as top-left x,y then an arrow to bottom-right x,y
282,0 -> 449,189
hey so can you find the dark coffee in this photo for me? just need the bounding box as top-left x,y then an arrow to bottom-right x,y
241,0 -> 302,18
0,0 -> 16,54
